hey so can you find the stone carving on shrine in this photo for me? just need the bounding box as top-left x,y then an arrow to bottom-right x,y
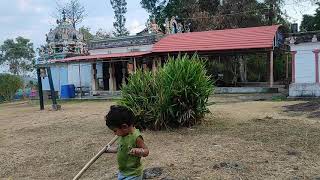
164,16 -> 190,35
38,10 -> 88,63
148,18 -> 163,34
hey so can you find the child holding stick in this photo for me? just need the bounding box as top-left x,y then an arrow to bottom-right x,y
105,105 -> 149,180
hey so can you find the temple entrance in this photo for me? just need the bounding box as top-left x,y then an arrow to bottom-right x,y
114,62 -> 128,90
101,61 -> 128,91
102,62 -> 110,90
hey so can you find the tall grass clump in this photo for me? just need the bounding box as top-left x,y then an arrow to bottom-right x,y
119,54 -> 214,130
119,69 -> 159,130
159,54 -> 214,128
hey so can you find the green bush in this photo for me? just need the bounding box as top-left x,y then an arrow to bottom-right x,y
119,69 -> 159,130
119,54 -> 214,130
0,74 -> 23,102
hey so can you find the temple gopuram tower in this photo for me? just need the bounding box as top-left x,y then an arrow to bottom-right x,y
38,11 -> 88,64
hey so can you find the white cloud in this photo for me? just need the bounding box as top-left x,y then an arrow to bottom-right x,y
283,0 -> 317,23
17,0 -> 30,12
128,19 -> 146,35
81,16 -> 114,33
17,0 -> 48,13
40,17 -> 57,27
0,16 -> 16,23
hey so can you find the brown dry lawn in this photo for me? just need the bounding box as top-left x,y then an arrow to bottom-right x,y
1,99 -> 320,180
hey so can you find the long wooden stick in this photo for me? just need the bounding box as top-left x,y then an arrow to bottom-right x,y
73,136 -> 118,180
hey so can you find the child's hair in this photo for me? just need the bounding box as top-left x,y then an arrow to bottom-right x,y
105,105 -> 134,129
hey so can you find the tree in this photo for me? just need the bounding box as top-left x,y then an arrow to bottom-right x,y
56,0 -> 86,28
0,74 -> 23,102
110,0 -> 130,37
79,26 -> 94,42
300,2 -> 320,31
140,0 -> 289,32
0,37 -> 35,75
95,29 -> 112,39
140,0 -> 167,21
300,15 -> 316,31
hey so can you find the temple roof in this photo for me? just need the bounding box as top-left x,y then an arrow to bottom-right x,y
88,34 -> 162,50
153,25 -> 282,53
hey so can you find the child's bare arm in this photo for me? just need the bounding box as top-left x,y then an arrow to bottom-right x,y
105,145 -> 118,153
129,137 -> 149,157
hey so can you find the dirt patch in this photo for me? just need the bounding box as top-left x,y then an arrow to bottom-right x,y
309,111 -> 320,119
212,162 -> 245,171
143,167 -> 163,179
284,101 -> 320,112
283,101 -> 320,119
1,100 -> 320,179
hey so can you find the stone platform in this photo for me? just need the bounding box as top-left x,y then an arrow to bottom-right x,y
289,83 -> 320,97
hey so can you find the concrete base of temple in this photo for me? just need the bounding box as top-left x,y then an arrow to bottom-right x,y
215,87 -> 279,94
289,83 -> 320,97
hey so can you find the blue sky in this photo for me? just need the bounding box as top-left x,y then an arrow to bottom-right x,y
0,0 -> 149,49
0,0 -> 149,73
0,0 -> 318,73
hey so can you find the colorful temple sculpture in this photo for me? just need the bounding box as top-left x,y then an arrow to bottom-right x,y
37,11 -> 88,65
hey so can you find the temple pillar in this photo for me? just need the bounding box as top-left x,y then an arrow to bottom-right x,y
122,62 -> 126,86
143,60 -> 148,71
152,58 -> 157,73
269,50 -> 274,87
143,64 -> 147,70
313,49 -> 320,83
91,63 -> 98,94
133,58 -> 137,72
128,62 -> 134,74
291,51 -> 297,83
108,62 -> 115,92
286,52 -> 289,79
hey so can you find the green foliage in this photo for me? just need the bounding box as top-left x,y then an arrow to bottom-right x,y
300,3 -> 320,31
79,26 -> 94,42
119,54 -> 214,130
246,55 -> 267,82
272,95 -> 287,102
204,57 -> 240,86
140,0 -> 288,32
0,74 -> 23,102
0,37 -> 35,75
119,70 -> 159,129
26,80 -> 37,89
203,54 -> 289,86
110,0 -> 130,37
274,54 -> 287,81
159,55 -> 214,128
95,28 -> 112,39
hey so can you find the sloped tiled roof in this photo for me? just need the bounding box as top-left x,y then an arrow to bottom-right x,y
152,25 -> 281,53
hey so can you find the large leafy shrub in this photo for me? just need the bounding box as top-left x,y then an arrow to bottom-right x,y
0,74 -> 23,102
119,54 -> 214,130
119,70 -> 159,130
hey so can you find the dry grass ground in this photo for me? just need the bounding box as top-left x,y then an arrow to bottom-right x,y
0,99 -> 320,180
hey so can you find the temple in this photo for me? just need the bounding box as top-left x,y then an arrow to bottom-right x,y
37,13 -> 288,98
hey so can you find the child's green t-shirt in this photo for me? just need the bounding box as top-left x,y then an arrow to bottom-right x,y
117,128 -> 143,177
